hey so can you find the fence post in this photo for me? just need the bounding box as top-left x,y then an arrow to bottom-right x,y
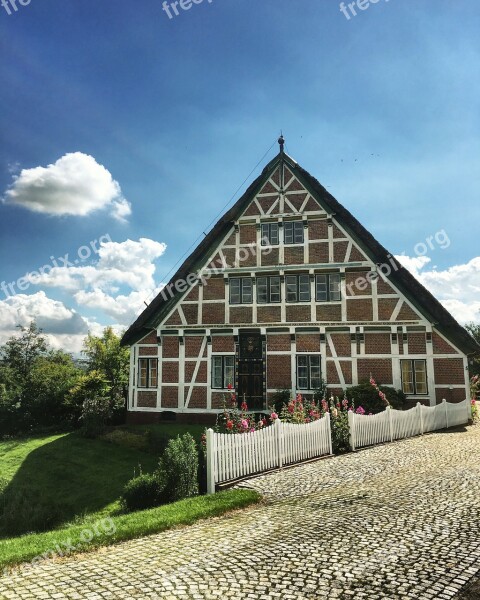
417,402 -> 424,436
275,418 -> 284,469
387,406 -> 394,442
326,411 -> 333,455
443,398 -> 449,429
348,410 -> 356,451
206,428 -> 216,495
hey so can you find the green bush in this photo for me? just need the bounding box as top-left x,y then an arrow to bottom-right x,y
159,434 -> 199,502
80,396 -> 112,438
120,473 -> 166,512
346,382 -> 407,414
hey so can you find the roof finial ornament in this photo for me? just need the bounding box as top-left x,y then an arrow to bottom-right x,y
278,133 -> 285,154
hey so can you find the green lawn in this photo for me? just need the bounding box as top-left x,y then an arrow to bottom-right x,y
0,424 -> 208,538
0,488 -> 260,571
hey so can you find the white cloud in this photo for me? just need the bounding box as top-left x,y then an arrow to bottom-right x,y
0,291 -> 105,354
26,237 -> 167,293
74,289 -> 155,325
2,152 -> 131,221
396,255 -> 480,325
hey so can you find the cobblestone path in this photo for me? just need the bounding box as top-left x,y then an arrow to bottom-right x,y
1,424 -> 479,599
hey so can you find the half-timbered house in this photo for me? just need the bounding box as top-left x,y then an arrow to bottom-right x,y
121,138 -> 478,423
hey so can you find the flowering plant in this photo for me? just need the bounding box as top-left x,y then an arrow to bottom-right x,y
369,375 -> 390,407
215,386 -> 275,434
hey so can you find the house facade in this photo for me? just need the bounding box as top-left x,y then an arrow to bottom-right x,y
121,140 -> 478,423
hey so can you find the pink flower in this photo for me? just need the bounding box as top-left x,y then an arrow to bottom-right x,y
241,402 -> 248,411
288,404 -> 295,414
270,412 -> 278,420
227,383 -> 233,390
226,420 -> 233,430
241,419 -> 249,429
342,398 -> 349,408
355,406 -> 366,415
250,428 -> 255,433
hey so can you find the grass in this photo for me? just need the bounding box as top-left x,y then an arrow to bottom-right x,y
0,489 -> 261,572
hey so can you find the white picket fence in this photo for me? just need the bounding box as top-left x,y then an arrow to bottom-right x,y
206,414 -> 332,494
348,399 -> 470,451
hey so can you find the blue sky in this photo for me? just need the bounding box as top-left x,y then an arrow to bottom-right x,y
0,0 -> 479,351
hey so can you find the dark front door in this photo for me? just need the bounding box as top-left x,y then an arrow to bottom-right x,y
237,331 -> 265,411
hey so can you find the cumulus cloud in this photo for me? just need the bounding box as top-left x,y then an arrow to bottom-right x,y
0,291 -> 105,354
26,237 -> 167,293
2,152 -> 132,221
74,289 -> 155,324
396,255 -> 480,325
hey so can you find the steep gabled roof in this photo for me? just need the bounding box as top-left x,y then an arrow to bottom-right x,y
121,151 -> 479,356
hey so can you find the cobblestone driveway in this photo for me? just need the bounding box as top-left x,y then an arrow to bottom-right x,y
1,424 -> 480,600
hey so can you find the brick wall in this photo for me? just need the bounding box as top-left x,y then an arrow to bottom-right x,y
435,388 -> 467,403
184,361 -> 207,383
433,358 -> 465,385
365,333 -> 391,355
333,241 -> 349,263
327,333 -> 351,357
212,336 -> 235,352
186,387 -> 207,409
162,362 -> 179,383
163,337 -> 179,358
296,334 -> 320,352
327,361 -> 340,384
239,224 -> 256,244
309,243 -> 329,263
378,298 -> 399,321
202,303 -> 225,324
203,277 -> 225,301
139,331 -> 157,344
258,306 -> 281,323
347,299 -> 373,321
346,272 -> 372,296
182,304 -> 198,325
308,220 -> 328,240
185,336 -> 204,358
357,359 -> 393,385
284,247 -> 304,265
267,355 -> 291,389
137,391 -> 157,408
229,306 -> 253,323
267,334 -> 291,351
161,387 -> 179,408
261,248 -> 279,266
139,346 -> 158,356
432,332 -> 458,355
286,305 -> 311,322
408,333 -> 426,354
317,304 -> 342,321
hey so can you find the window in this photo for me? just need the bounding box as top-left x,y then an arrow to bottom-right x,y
257,276 -> 281,303
261,223 -> 279,246
297,355 -> 322,390
284,221 -> 304,244
401,360 -> 428,395
286,274 -> 311,302
316,274 -> 341,302
138,358 -> 158,388
212,356 -> 235,389
229,277 -> 253,304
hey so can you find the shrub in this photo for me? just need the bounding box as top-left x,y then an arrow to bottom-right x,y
79,396 -> 112,438
270,389 -> 291,415
147,429 -> 173,455
346,381 -> 406,414
120,473 -> 166,512
159,434 -> 199,502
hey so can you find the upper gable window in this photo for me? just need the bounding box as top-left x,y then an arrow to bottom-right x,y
284,221 -> 304,245
261,223 -> 279,246
229,277 -> 253,304
316,274 -> 341,302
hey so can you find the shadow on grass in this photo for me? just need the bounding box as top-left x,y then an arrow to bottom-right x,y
0,433 -> 157,538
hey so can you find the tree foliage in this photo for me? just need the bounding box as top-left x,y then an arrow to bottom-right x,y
465,323 -> 480,378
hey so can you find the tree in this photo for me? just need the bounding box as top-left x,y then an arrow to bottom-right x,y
0,322 -> 48,381
465,323 -> 480,378
82,327 -> 129,419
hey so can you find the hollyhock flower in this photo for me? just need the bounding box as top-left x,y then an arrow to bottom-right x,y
250,428 -> 256,433
241,419 -> 249,429
262,418 -> 268,426
241,402 -> 248,411
270,412 -> 278,420
288,404 -> 295,414
356,406 -> 366,415
227,383 -> 233,390
332,408 -> 338,418
226,420 -> 234,430
342,397 -> 349,408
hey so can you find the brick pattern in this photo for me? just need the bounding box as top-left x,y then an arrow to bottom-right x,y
137,391 -> 157,408
317,304 -> 342,321
267,355 -> 291,389
138,331 -> 157,344
308,220 -> 328,240
243,201 -> 261,217
327,333 -> 351,357
309,242 -> 329,263
327,361 -> 340,384
435,388 -> 468,403
433,332 -> 458,355
163,337 -> 179,358
184,361 -> 207,383
257,306 -> 281,323
186,387 -> 207,409
211,392 -> 226,409
286,193 -> 307,211
162,362 -> 179,383
347,299 -> 373,321
333,241 -> 349,263
378,298 -> 399,321
185,336 -> 203,358
286,305 -> 311,322
397,302 -> 421,321
340,360 -> 353,384
267,334 -> 291,351
202,303 -> 225,324
237,246 -> 257,268
296,334 -> 320,352
261,247 -> 279,266
433,358 -> 465,385
332,224 -> 345,238
184,286 -> 199,301
346,271 -> 372,296
181,303 -> 198,325
239,225 -> 256,245
284,246 -> 304,265
229,306 -> 253,323
139,346 -> 158,356
349,246 -> 368,262
161,387 -> 178,408
212,336 -> 235,353
357,358 -> 393,385
165,310 -> 182,326
365,333 -> 391,355
203,277 -> 225,301
408,333 -> 427,354
377,278 -> 396,295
